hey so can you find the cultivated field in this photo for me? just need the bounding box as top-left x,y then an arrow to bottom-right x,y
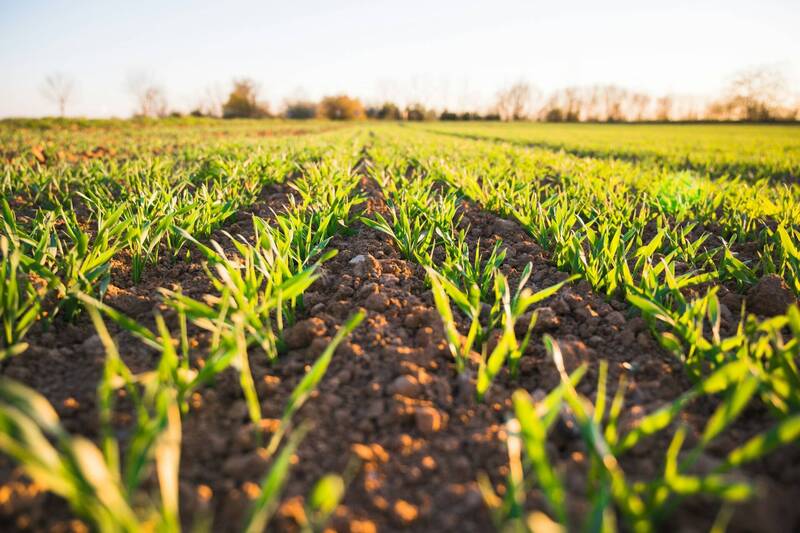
1,119 -> 800,532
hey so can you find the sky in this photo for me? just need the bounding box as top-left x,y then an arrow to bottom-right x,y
1,0 -> 798,118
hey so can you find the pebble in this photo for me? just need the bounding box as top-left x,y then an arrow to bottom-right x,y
393,499 -> 419,524
257,375 -> 281,396
389,375 -> 421,397
351,253 -> 382,278
350,519 -> 378,533
415,406 -> 444,434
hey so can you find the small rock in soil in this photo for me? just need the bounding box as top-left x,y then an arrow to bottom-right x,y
415,406 -> 444,434
350,253 -> 382,278
392,499 -> 419,524
350,519 -> 378,533
389,375 -> 421,397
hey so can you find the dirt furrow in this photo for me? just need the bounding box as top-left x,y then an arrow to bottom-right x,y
209,170 -> 698,532
0,180 -> 297,531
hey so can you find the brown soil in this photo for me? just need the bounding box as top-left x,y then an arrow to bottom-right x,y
746,274 -> 798,317
2,172 -> 799,533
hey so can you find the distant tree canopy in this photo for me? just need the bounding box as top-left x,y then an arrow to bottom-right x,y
405,103 -> 436,121
366,102 -> 402,120
284,100 -> 317,119
440,110 -> 499,121
222,79 -> 270,118
319,95 -> 364,120
117,65 -> 798,123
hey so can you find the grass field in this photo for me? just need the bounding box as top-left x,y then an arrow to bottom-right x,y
423,122 -> 800,181
1,119 -> 800,532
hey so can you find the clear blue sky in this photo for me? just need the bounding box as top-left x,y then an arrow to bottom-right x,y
1,0 -> 798,117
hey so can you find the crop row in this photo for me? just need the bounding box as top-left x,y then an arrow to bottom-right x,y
1,128 -> 372,530
421,122 -> 800,182
0,118 -> 340,167
361,127 -> 800,531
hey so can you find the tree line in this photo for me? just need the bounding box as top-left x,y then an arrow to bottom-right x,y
40,66 -> 799,122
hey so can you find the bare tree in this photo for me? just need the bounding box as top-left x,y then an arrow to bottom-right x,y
198,83 -> 226,117
595,85 -> 628,122
41,73 -> 75,117
716,66 -> 789,121
629,93 -> 651,121
495,81 -> 536,121
655,95 -> 673,121
584,86 -> 600,121
127,72 -> 168,118
562,87 -> 581,121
